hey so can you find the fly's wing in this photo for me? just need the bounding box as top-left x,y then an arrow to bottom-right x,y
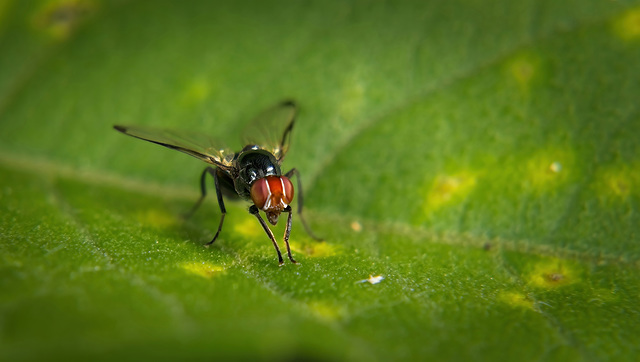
113,125 -> 235,171
241,100 -> 297,163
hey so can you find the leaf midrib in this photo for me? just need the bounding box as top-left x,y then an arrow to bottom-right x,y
2,150 -> 637,267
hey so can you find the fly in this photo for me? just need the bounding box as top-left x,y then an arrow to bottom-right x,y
114,100 -> 322,265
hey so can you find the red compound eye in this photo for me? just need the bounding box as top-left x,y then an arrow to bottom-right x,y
250,176 -> 295,211
250,178 -> 269,210
281,176 -> 294,205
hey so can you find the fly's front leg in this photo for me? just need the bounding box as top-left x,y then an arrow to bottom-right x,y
285,168 -> 323,241
283,206 -> 297,263
249,205 -> 285,265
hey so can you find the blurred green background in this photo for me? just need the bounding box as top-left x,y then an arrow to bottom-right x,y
1,0 -> 640,360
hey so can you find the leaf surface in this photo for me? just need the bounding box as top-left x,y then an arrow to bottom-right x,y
1,1 -> 639,360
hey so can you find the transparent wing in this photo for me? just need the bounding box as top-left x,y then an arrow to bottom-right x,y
113,125 -> 236,170
241,100 -> 297,163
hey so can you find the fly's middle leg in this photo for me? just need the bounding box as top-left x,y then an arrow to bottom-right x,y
185,167 -> 227,245
206,168 -> 227,245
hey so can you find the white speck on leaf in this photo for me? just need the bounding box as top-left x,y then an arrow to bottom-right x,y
357,275 -> 384,285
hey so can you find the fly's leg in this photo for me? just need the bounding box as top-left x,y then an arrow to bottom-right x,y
284,168 -> 323,241
249,205 -> 285,265
185,167 -> 213,218
283,206 -> 297,263
185,167 -> 227,245
206,168 -> 228,245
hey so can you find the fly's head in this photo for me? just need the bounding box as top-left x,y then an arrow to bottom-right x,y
250,175 -> 294,225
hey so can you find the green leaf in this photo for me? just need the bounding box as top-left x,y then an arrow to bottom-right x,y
1,1 -> 640,360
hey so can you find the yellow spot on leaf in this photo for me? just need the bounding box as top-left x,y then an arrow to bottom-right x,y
307,301 -> 343,321
605,174 -> 631,197
596,165 -> 638,199
233,216 -> 262,238
339,69 -> 366,121
613,7 -> 640,41
181,261 -> 225,278
424,172 -> 476,212
523,149 -> 572,191
32,0 -> 97,41
527,258 -> 580,289
180,78 -> 210,107
350,221 -> 362,232
0,1 -> 12,35
506,54 -> 541,93
510,59 -> 534,86
498,291 -> 534,310
137,209 -> 177,228
290,240 -> 340,258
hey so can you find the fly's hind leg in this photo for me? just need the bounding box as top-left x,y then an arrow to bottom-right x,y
284,168 -> 323,241
185,167 -> 227,245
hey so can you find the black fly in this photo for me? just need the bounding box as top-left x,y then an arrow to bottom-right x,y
114,100 -> 321,265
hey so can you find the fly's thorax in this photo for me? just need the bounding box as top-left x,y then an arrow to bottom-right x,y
233,148 -> 281,198
250,175 -> 294,225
